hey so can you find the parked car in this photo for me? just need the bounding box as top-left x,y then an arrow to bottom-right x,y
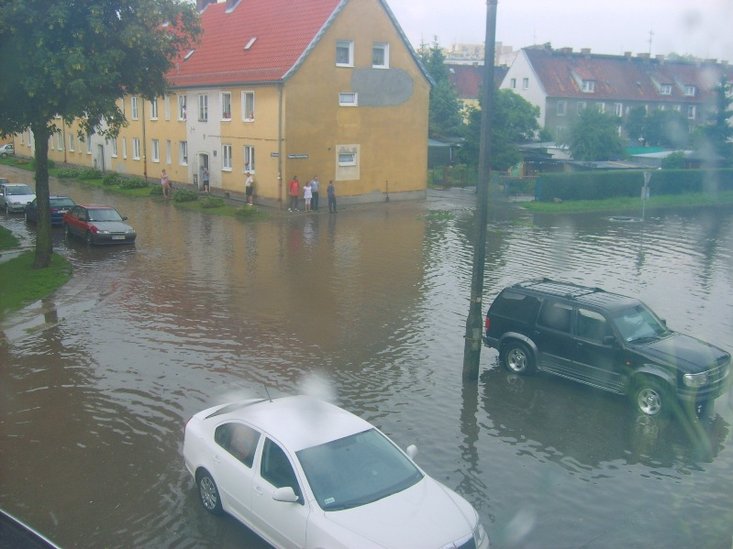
63,204 -> 136,245
25,196 -> 76,226
183,395 -> 489,549
0,182 -> 36,213
0,143 -> 14,157
0,508 -> 60,549
484,279 -> 731,417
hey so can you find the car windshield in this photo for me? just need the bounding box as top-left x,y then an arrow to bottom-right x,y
88,208 -> 123,222
297,428 -> 423,512
611,304 -> 670,342
50,198 -> 75,208
8,185 -> 33,195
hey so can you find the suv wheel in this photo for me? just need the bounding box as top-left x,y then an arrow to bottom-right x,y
500,341 -> 535,375
633,378 -> 669,416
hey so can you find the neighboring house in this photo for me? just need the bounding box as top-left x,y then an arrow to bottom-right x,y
446,63 -> 507,112
501,44 -> 733,144
23,0 -> 431,206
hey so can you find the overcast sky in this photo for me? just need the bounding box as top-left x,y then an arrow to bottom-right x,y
386,0 -> 733,62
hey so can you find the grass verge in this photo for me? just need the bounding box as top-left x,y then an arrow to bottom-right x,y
0,251 -> 73,316
0,225 -> 20,250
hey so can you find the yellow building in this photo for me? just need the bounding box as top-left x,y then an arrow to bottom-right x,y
31,0 -> 432,206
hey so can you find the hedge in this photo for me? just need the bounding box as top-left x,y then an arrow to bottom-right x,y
535,169 -> 733,202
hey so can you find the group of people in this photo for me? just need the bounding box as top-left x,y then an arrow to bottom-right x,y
289,175 -> 336,213
161,169 -> 336,213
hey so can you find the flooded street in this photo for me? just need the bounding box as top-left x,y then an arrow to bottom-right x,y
1,166 -> 732,548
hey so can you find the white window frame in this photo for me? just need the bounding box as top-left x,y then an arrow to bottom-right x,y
372,42 -> 389,68
68,134 -> 75,152
86,133 -> 93,154
166,139 -> 172,164
339,92 -> 358,107
336,40 -> 354,67
222,144 -> 232,171
111,138 -> 118,158
687,105 -> 696,120
338,151 -> 357,166
179,141 -> 188,165
152,138 -> 160,162
597,102 -> 606,114
122,138 -> 127,159
556,101 -> 566,116
242,91 -> 255,121
198,94 -> 208,122
660,84 -> 672,96
164,94 -> 171,120
132,137 -> 141,160
244,145 -> 255,173
522,77 -> 529,90
55,132 -> 64,151
577,102 -> 587,114
510,78 -> 517,89
582,80 -> 595,93
150,97 -> 159,119
131,96 -> 139,120
614,103 -> 623,116
221,92 -> 232,120
178,95 -> 187,121
684,85 -> 696,97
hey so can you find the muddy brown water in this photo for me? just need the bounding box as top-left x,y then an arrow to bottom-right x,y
1,165 -> 732,548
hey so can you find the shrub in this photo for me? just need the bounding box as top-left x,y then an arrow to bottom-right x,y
149,185 -> 163,196
102,173 -> 125,186
200,197 -> 225,209
173,188 -> 198,202
118,177 -> 149,189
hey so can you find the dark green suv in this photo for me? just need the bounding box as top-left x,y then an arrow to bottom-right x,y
483,279 -> 731,416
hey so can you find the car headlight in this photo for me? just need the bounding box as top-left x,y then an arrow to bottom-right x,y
474,522 -> 489,547
683,372 -> 708,387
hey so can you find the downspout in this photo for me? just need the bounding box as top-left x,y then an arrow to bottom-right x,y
277,82 -> 284,208
63,124 -> 67,164
141,99 -> 148,181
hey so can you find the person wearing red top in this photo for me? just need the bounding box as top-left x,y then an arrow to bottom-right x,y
288,176 -> 300,212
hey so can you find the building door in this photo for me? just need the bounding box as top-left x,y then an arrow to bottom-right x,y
198,153 -> 209,190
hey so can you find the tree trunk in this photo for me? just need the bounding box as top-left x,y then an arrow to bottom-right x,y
32,124 -> 53,269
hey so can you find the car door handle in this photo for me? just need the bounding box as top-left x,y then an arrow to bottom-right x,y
254,484 -> 264,497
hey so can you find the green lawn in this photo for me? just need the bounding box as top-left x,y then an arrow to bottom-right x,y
521,191 -> 733,214
0,250 -> 72,316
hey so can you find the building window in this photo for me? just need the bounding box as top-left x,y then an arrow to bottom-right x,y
673,104 -> 682,112
111,138 -> 118,157
222,144 -> 232,170
597,102 -> 606,113
556,101 -> 566,116
198,94 -> 208,122
86,133 -> 93,153
684,85 -> 696,97
372,43 -> 389,68
577,102 -> 586,114
242,91 -> 255,121
510,78 -> 517,89
339,92 -> 358,106
131,96 -> 139,119
687,105 -> 696,120
55,132 -> 64,150
122,138 -> 127,159
69,134 -> 75,151
132,137 -> 141,160
221,92 -> 232,120
522,77 -> 529,90
660,84 -> 672,95
166,140 -> 172,164
152,139 -> 160,162
336,40 -> 354,66
244,145 -> 255,173
150,97 -> 159,119
338,151 -> 357,166
178,95 -> 187,120
179,141 -> 188,165
581,80 -> 595,93
614,103 -> 623,116
164,95 -> 171,120
120,98 -> 125,116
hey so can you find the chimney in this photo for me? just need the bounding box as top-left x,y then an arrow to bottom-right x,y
581,48 -> 591,56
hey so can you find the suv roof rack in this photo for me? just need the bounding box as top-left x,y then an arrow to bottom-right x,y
515,278 -> 608,300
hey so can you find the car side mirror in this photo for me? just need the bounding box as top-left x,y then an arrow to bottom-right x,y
272,486 -> 299,503
406,444 -> 418,459
122,216 -> 128,221
603,335 -> 617,346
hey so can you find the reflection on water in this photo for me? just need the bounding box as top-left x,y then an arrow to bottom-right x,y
1,173 -> 732,548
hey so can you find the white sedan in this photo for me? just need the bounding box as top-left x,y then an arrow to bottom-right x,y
183,395 -> 489,549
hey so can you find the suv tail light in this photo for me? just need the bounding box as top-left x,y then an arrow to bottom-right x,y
484,316 -> 490,332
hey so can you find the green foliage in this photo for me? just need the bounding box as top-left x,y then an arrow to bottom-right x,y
149,185 -> 164,196
54,167 -> 101,179
0,251 -> 72,316
535,169 -> 733,202
461,89 -> 540,171
417,40 -> 464,138
661,152 -> 686,169
200,196 -> 225,209
172,188 -> 198,202
566,108 -> 625,161
118,177 -> 149,189
624,106 -> 646,142
428,164 -> 477,187
0,225 -> 21,250
694,78 -> 733,167
644,110 -> 690,148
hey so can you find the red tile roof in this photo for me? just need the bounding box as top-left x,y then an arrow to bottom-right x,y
168,0 -> 342,87
525,45 -> 733,104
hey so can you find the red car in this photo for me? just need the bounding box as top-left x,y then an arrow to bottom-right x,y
63,204 -> 137,245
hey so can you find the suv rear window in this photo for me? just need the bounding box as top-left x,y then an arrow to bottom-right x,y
537,301 -> 572,332
491,290 -> 540,324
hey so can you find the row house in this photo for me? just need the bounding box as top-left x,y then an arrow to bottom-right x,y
501,44 -> 733,143
21,0 -> 431,206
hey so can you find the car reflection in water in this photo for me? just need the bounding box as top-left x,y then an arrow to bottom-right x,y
479,365 -> 729,468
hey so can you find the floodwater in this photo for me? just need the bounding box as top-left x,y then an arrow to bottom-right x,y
1,165 -> 732,548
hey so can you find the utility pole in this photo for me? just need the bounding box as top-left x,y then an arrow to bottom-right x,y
462,0 -> 498,380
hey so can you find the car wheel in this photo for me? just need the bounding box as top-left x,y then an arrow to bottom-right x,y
633,378 -> 670,417
64,224 -> 71,239
197,470 -> 223,515
501,341 -> 535,375
85,231 -> 93,245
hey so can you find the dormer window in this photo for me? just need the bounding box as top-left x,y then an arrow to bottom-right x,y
183,49 -> 195,61
684,85 -> 696,97
581,80 -> 595,93
660,84 -> 672,95
244,37 -> 256,50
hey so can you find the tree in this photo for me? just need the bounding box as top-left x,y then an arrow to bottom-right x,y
417,39 -> 464,138
461,89 -> 540,171
624,106 -> 646,144
643,109 -> 690,149
695,78 -> 733,167
566,108 -> 625,161
0,0 -> 200,268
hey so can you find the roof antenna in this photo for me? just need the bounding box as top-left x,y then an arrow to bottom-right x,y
263,385 -> 273,402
